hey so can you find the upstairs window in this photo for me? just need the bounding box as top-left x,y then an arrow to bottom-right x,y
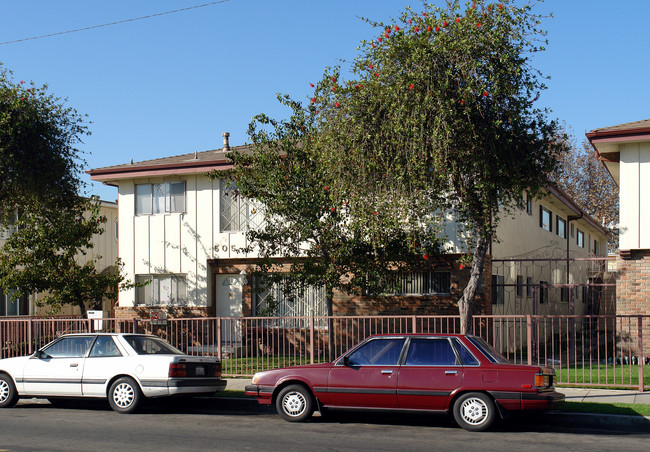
577,229 -> 585,248
540,206 -> 552,232
556,216 -> 566,239
220,180 -> 264,232
135,182 -> 185,215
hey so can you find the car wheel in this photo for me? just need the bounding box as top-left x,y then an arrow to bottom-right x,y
0,374 -> 18,408
453,392 -> 496,432
108,377 -> 142,414
275,384 -> 314,422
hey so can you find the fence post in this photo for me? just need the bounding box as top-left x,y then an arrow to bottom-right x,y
638,316 -> 644,392
27,317 -> 33,355
310,316 -> 315,364
216,317 -> 222,362
412,316 -> 417,334
527,315 -> 532,366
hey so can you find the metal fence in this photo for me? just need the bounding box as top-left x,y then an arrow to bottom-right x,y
1,314 -> 648,390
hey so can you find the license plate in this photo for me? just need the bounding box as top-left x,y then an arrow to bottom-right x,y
195,366 -> 205,376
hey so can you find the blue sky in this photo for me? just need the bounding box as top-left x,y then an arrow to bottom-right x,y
1,0 -> 649,202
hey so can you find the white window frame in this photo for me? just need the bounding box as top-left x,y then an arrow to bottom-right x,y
135,274 -> 187,306
135,182 -> 186,215
577,229 -> 585,248
556,216 -> 566,239
540,206 -> 552,232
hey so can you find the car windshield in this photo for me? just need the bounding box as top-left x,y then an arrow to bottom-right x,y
124,335 -> 184,355
467,336 -> 511,364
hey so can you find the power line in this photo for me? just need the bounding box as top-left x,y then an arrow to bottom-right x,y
0,0 -> 231,45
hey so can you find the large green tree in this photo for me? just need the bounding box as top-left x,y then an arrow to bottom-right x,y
212,95 -> 445,324
0,65 -> 131,315
311,0 -> 566,333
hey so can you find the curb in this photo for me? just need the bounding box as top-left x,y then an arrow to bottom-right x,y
542,411 -> 650,433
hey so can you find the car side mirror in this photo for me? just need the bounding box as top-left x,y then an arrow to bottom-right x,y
342,356 -> 351,366
32,350 -> 49,359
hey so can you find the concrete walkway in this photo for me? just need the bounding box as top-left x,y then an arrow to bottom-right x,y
227,378 -> 650,405
560,387 -> 650,405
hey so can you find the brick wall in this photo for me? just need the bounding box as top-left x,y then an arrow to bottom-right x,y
615,250 -> 650,357
616,250 -> 650,315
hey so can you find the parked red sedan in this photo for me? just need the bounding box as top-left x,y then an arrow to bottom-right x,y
245,334 -> 564,431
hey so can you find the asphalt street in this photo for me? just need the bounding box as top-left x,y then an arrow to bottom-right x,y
0,398 -> 648,452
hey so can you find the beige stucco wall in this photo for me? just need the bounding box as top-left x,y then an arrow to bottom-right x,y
490,191 -> 609,316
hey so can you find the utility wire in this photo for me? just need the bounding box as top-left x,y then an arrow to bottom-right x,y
0,0 -> 231,45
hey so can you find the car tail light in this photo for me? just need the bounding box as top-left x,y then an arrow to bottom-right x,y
169,363 -> 187,377
214,362 -> 222,378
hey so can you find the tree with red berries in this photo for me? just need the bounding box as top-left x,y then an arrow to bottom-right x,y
213,96 -> 444,329
311,0 -> 566,333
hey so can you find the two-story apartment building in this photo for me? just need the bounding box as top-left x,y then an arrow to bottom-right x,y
88,134 -> 610,321
588,118 -> 650,316
0,200 -> 119,317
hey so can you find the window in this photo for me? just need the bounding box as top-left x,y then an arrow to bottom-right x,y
44,336 -> 94,358
539,281 -> 549,304
556,216 -> 566,239
491,275 -> 504,305
577,229 -> 585,248
516,275 -> 524,297
135,274 -> 187,306
124,335 -> 183,355
593,240 -> 599,255
560,287 -> 569,303
405,338 -> 458,366
254,277 -> 326,318
571,223 -> 575,238
526,196 -> 533,215
526,277 -> 533,297
540,206 -> 552,232
0,289 -> 29,316
220,180 -> 264,232
346,338 -> 405,366
135,182 -> 185,215
89,336 -> 122,358
451,338 -> 479,365
390,271 -> 451,295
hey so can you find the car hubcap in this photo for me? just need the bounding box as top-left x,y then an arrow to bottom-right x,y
113,383 -> 134,408
0,380 -> 8,402
460,397 -> 488,425
282,391 -> 306,417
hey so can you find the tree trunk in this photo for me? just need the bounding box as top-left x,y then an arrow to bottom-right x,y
458,233 -> 490,335
326,286 -> 335,361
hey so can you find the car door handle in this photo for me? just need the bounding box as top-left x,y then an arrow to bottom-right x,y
445,370 -> 458,375
381,370 -> 393,375
70,363 -> 79,368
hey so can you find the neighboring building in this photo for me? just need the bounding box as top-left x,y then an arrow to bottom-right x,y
491,184 -> 611,317
0,200 -> 119,317
88,134 -> 610,321
587,118 -> 650,316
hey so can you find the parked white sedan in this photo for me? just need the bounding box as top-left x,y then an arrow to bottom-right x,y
0,333 -> 226,413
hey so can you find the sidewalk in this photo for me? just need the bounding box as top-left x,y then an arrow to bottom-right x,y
558,387 -> 650,405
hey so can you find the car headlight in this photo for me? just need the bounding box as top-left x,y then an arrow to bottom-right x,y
252,373 -> 261,385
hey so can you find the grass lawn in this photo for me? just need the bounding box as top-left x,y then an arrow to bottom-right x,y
556,365 -> 650,388
221,357 -> 319,375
